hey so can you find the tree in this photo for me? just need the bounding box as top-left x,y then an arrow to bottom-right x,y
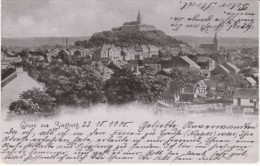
75,30 -> 184,48
212,73 -> 247,98
104,69 -> 139,104
104,68 -> 170,104
43,63 -> 105,107
136,74 -> 171,103
9,88 -> 56,115
168,67 -> 204,91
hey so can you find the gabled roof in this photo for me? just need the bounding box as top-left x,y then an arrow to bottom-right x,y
233,88 -> 258,99
218,65 -> 230,74
101,44 -> 111,52
61,49 -> 71,55
246,77 -> 257,84
107,61 -> 122,70
162,68 -> 172,75
147,45 -> 158,50
198,80 -> 207,87
252,73 -> 258,78
143,58 -> 161,64
224,62 -> 240,73
197,56 -> 209,63
128,60 -> 139,64
122,48 -> 135,54
180,56 -> 201,69
157,68 -> 172,77
204,79 -> 218,87
109,46 -> 121,52
141,45 -> 149,52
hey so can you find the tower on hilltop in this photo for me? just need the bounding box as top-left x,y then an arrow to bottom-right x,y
213,31 -> 218,52
137,10 -> 142,24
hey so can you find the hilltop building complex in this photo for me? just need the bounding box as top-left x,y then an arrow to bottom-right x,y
112,11 -> 157,32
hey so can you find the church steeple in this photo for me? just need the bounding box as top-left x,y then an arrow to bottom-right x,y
213,31 -> 218,52
137,10 -> 142,24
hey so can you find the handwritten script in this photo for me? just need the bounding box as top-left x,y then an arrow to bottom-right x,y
1,119 -> 258,163
170,1 -> 257,33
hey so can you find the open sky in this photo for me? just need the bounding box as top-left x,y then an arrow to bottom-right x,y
1,0 -> 258,38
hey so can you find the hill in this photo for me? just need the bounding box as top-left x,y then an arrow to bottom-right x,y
75,30 -> 184,48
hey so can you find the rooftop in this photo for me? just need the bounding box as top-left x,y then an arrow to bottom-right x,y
246,77 -> 257,84
218,65 -> 230,74
181,56 -> 201,69
203,79 -> 218,87
224,62 -> 240,72
197,56 -> 209,63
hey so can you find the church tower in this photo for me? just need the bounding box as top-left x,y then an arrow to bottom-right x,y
213,31 -> 218,52
137,10 -> 142,24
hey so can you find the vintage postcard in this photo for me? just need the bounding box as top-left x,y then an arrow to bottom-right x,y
1,0 -> 259,164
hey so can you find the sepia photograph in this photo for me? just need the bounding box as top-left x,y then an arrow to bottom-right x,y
1,0 -> 259,164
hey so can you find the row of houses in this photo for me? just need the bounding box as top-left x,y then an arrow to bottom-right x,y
96,44 -> 159,62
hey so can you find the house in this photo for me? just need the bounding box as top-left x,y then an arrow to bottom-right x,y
204,79 -> 218,91
157,68 -> 172,77
91,61 -> 114,81
73,48 -> 90,58
107,61 -> 123,71
108,46 -> 122,61
121,48 -> 136,61
1,60 -> 12,69
180,45 -> 194,55
99,44 -> 122,61
223,62 -> 240,73
245,77 -> 258,88
134,45 -> 141,60
180,56 -> 201,69
209,53 -> 227,64
197,80 -> 207,96
141,45 -> 149,58
128,60 -> 143,72
147,45 -> 159,58
233,88 -> 258,112
1,67 -> 17,87
160,60 -> 174,69
158,88 -> 180,106
251,72 -> 258,83
197,56 -> 216,71
171,56 -> 190,68
210,64 -> 230,76
143,58 -> 161,73
46,48 -> 60,62
100,44 -> 111,58
180,86 -> 198,102
200,69 -> 211,78
107,60 -> 130,72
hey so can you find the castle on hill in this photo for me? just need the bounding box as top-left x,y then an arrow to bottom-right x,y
112,11 -> 157,32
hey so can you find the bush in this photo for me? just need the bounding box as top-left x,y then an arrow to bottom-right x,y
9,88 -> 56,115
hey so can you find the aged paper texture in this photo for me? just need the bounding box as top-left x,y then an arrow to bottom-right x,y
1,0 -> 259,164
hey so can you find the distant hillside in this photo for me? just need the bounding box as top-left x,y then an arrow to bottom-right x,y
2,36 -> 91,48
75,30 -> 184,48
174,35 -> 258,48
